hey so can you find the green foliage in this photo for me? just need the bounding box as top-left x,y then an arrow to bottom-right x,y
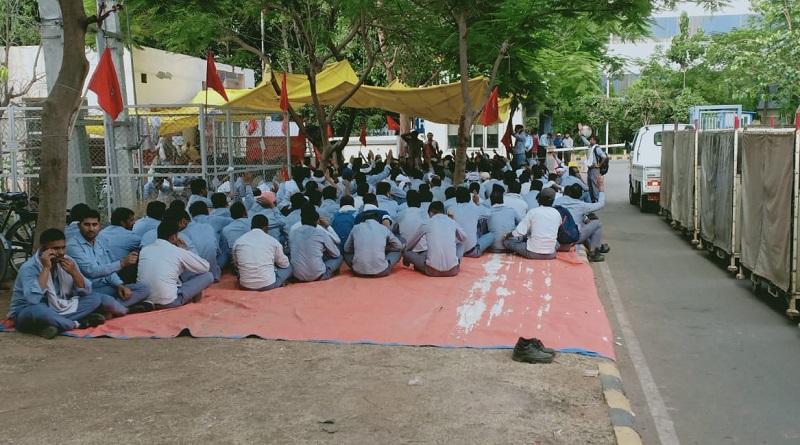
0,0 -> 40,47
705,0 -> 800,115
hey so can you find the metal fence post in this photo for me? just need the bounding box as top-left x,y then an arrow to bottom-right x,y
199,104 -> 208,179
226,108 -> 234,171
8,105 -> 19,192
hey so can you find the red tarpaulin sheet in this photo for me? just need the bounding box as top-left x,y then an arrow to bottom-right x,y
1,252 -> 614,359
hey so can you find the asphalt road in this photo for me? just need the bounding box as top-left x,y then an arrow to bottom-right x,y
595,160 -> 800,445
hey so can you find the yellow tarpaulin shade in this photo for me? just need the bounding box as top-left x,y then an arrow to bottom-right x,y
184,60 -> 511,125
80,61 -> 511,137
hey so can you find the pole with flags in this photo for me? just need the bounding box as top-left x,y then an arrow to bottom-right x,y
205,50 -> 229,181
279,72 -> 291,178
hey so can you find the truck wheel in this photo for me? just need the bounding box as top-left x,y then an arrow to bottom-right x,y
629,182 -> 639,205
639,193 -> 653,213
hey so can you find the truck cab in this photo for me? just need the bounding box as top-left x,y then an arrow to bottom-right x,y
628,124 -> 693,212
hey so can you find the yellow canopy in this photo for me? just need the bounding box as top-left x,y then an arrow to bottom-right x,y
185,60 -> 511,125
80,61 -> 511,137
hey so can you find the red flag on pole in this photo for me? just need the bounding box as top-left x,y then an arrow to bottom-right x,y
386,115 -> 400,131
501,119 -> 513,149
327,124 -> 333,138
206,50 -> 229,101
88,48 -> 124,120
359,121 -> 367,146
247,119 -> 259,135
279,73 -> 288,112
481,87 -> 499,126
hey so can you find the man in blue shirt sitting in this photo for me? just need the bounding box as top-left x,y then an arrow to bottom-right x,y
7,228 -> 108,338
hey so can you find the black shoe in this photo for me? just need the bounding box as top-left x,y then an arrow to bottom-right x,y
128,301 -> 155,314
516,337 -> 556,355
588,251 -> 605,262
599,244 -> 610,254
76,313 -> 106,329
512,341 -> 554,364
37,325 -> 59,339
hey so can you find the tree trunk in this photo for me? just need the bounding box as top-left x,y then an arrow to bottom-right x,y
453,11 -> 474,185
37,0 -> 89,246
453,111 -> 470,185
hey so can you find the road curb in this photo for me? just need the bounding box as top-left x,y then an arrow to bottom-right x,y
576,245 -> 589,263
598,362 -> 642,445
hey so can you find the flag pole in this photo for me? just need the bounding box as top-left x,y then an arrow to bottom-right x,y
285,111 -> 291,179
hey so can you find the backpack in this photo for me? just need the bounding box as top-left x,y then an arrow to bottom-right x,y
554,205 -> 580,245
594,145 -> 609,175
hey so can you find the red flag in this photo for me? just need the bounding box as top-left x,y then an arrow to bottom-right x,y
359,121 -> 367,146
247,119 -> 259,135
386,115 -> 400,131
501,119 -> 513,149
279,73 -> 288,112
481,87 -> 499,126
88,48 -> 124,120
281,165 -> 289,181
327,124 -> 333,138
206,50 -> 229,101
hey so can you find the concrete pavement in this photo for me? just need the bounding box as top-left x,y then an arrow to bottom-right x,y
594,160 -> 800,444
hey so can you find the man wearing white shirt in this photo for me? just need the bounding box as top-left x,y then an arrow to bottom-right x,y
502,188 -> 560,260
578,123 -> 607,203
138,221 -> 213,308
233,214 -> 292,291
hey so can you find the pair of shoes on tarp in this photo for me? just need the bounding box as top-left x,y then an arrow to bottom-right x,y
512,337 -> 557,364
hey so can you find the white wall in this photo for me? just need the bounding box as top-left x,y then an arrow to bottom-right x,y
1,45 -> 255,106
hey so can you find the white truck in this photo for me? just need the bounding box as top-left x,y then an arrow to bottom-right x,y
628,123 -> 693,212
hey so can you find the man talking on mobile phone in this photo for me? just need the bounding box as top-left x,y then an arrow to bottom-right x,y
6,229 -> 109,339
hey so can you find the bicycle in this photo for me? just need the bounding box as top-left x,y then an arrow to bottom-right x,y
0,192 -> 39,281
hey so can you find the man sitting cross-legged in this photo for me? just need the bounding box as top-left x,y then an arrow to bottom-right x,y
502,187 -> 560,260
7,229 -> 107,339
233,214 -> 292,291
288,204 -> 343,282
138,221 -> 213,309
451,186 -> 493,257
402,201 -> 467,277
96,207 -> 141,283
66,209 -> 152,315
343,212 -> 405,278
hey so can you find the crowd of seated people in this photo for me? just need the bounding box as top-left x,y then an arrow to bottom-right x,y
8,146 -> 609,338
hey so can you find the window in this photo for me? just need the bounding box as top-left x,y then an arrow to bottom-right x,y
486,124 -> 499,149
447,124 -> 459,148
140,73 -> 147,84
651,17 -> 678,39
472,126 -> 484,148
654,132 -> 662,146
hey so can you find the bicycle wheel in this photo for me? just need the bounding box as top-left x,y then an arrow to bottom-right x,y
0,234 -> 9,283
6,216 -> 36,275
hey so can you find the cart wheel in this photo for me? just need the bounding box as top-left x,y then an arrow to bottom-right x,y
691,239 -> 700,246
727,265 -> 738,273
736,273 -> 745,280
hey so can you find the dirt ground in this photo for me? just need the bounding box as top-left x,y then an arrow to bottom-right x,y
0,290 -> 615,445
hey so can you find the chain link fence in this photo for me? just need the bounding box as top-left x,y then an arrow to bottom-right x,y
0,104 -> 295,218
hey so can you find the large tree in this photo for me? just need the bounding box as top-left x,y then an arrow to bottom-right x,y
36,0 -> 92,239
